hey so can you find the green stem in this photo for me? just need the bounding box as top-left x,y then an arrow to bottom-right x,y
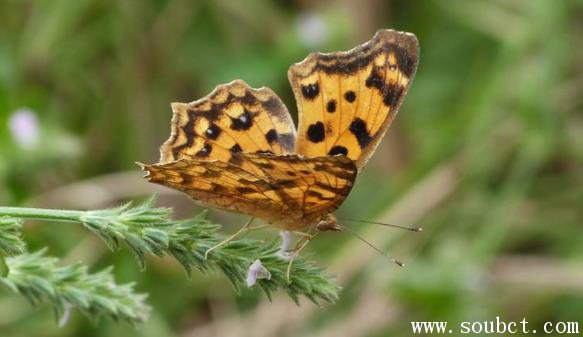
0,207 -> 84,223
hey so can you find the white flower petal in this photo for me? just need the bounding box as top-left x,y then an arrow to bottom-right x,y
58,302 -> 73,328
246,259 -> 271,287
276,231 -> 293,261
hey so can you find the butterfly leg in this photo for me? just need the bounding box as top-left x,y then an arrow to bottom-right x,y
204,217 -> 255,260
285,230 -> 317,281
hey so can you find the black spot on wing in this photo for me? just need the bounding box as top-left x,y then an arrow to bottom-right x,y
349,118 -> 372,149
301,83 -> 319,100
328,145 -> 348,156
230,109 -> 253,130
344,90 -> 356,103
241,90 -> 258,105
172,111 -> 197,159
205,123 -> 221,140
307,122 -> 325,143
395,46 -> 417,78
195,143 -> 213,157
265,129 -> 278,144
326,99 -> 336,113
230,144 -> 242,153
365,66 -> 384,90
199,105 -> 220,122
382,83 -> 405,107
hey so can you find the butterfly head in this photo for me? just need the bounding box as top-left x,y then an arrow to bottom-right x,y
315,213 -> 342,232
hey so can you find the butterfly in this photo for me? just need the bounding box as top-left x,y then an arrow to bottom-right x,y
141,29 -> 418,243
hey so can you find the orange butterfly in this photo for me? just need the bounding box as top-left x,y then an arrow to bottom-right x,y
141,29 -> 419,269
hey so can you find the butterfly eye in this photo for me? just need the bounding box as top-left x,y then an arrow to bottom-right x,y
388,63 -> 397,71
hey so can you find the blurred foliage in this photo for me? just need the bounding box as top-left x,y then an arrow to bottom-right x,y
0,0 -> 582,336
2,249 -> 150,325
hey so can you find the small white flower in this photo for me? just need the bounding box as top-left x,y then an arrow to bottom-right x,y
9,108 -> 39,149
246,259 -> 271,287
58,302 -> 73,328
295,13 -> 328,48
276,230 -> 293,261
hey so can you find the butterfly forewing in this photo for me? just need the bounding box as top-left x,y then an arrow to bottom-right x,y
289,29 -> 419,170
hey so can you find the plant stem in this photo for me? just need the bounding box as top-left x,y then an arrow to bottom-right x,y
0,207 -> 84,223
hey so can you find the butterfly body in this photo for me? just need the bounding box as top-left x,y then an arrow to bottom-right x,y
141,29 -> 419,233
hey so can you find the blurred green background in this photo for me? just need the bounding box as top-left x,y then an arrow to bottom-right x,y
1,0 -> 582,336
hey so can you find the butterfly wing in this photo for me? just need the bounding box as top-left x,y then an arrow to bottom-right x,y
159,80 -> 296,172
141,153 -> 356,229
289,29 -> 419,170
242,153 -> 356,220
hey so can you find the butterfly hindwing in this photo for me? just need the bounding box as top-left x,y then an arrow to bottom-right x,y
289,29 -> 419,170
241,153 -> 356,219
141,153 -> 356,229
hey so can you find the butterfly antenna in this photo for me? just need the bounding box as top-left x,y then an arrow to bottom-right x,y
338,217 -> 422,232
339,224 -> 404,267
